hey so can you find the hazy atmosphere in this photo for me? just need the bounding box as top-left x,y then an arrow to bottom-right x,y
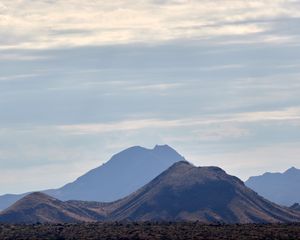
1,0 -> 300,195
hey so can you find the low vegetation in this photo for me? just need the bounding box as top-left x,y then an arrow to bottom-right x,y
1,222 -> 300,240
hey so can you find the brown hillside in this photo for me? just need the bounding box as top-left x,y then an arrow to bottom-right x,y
109,162 -> 300,223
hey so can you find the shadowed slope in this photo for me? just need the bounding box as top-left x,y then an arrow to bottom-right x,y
109,162 -> 300,223
1,162 -> 300,224
0,192 -> 105,223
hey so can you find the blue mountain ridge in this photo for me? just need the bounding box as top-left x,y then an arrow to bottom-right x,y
0,145 -> 185,211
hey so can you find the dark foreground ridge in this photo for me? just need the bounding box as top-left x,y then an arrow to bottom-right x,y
108,161 -> 300,223
1,222 -> 300,240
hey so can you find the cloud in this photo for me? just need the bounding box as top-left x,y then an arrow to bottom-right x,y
125,83 -> 183,91
0,53 -> 47,61
193,125 -> 250,142
1,0 -> 300,49
57,107 -> 300,135
0,73 -> 41,82
57,119 -> 183,135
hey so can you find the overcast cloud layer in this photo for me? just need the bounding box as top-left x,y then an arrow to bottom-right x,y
0,0 -> 300,194
1,0 -> 300,48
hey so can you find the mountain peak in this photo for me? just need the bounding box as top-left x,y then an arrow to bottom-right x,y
152,144 -> 186,161
110,162 -> 300,223
153,144 -> 172,150
0,145 -> 187,210
173,160 -> 192,166
0,192 -> 101,224
245,167 -> 300,206
24,192 -> 53,200
43,144 -> 186,203
290,203 -> 300,211
2,162 -> 300,224
285,167 -> 299,174
6,192 -> 58,213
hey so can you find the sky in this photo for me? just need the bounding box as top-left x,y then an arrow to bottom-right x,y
0,0 -> 300,195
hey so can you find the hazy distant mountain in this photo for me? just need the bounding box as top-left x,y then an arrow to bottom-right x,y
0,193 -> 27,212
109,162 -> 300,223
46,145 -> 185,201
290,203 -> 300,211
245,167 -> 300,206
1,162 -> 300,224
0,145 -> 185,210
0,192 -> 105,224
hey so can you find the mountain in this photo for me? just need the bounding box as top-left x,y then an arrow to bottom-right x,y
0,145 -> 185,210
0,192 -> 106,224
245,167 -> 300,206
1,162 -> 300,224
109,162 -> 300,223
290,203 -> 300,211
46,145 -> 185,201
0,193 -> 27,212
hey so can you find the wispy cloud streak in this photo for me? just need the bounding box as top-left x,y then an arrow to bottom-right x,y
58,107 -> 300,134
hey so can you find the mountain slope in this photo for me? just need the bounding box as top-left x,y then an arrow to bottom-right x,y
290,203 -> 300,211
0,145 -> 185,210
47,145 -> 185,201
1,162 -> 300,224
0,192 -> 106,223
109,162 -> 300,223
245,167 -> 300,206
0,193 -> 27,212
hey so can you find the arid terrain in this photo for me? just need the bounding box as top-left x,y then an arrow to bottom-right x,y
1,222 -> 300,240
2,162 -> 300,224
